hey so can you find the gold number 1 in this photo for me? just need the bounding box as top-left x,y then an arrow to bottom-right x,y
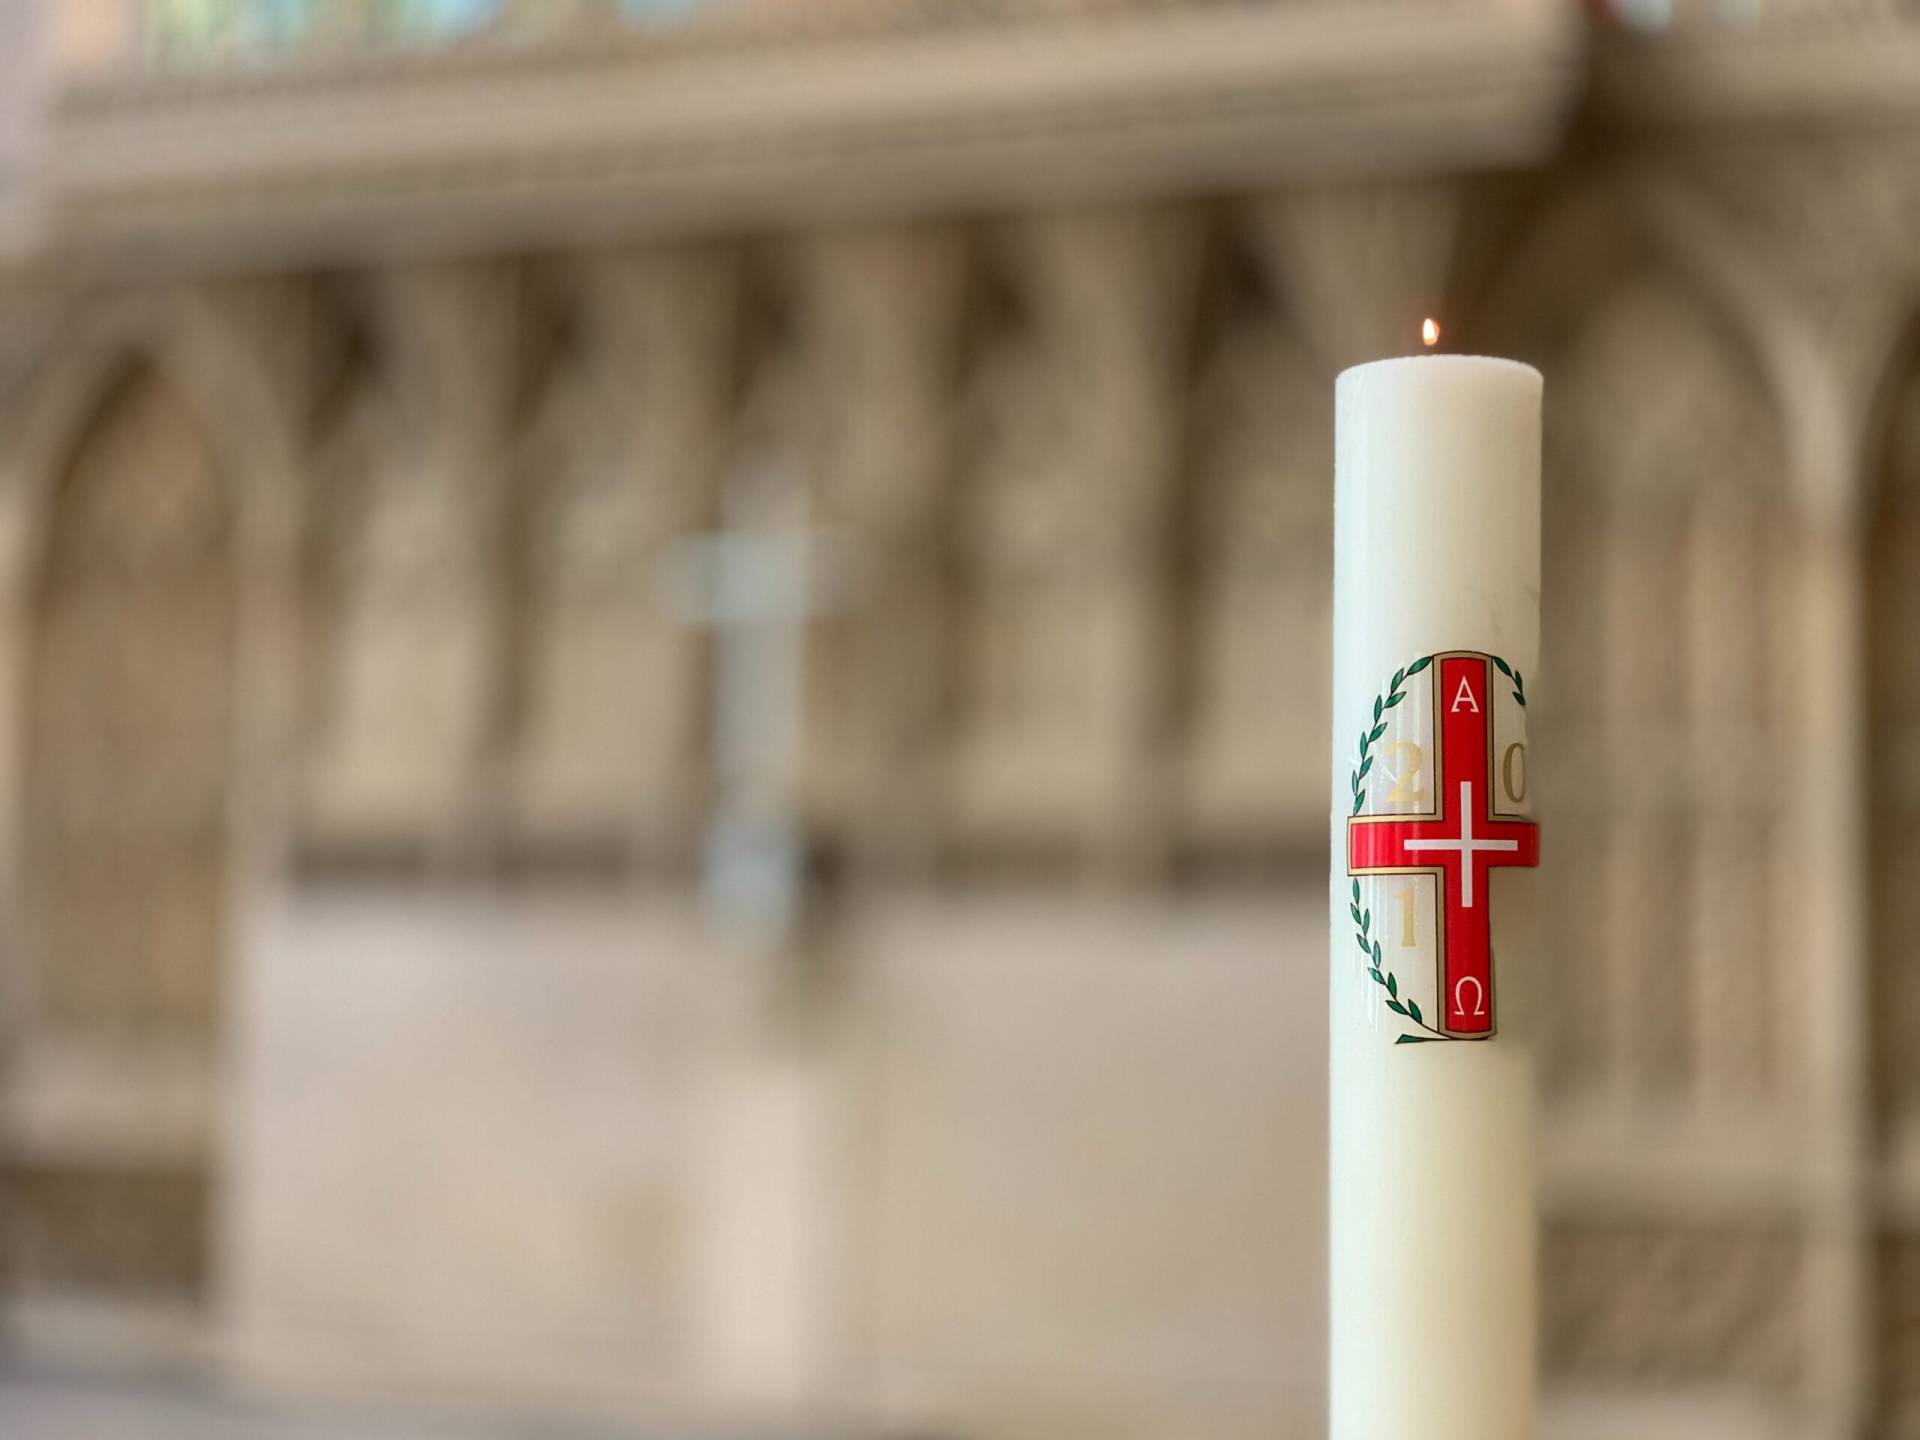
1395,885 -> 1417,947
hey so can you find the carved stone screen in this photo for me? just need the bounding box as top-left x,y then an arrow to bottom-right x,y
10,365 -> 233,1302
3,3 -> 1919,1432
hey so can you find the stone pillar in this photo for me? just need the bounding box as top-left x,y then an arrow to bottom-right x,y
803,225 -> 965,873
301,264 -> 515,862
1180,234 -> 1331,846
507,250 -> 736,858
951,207 -> 1198,878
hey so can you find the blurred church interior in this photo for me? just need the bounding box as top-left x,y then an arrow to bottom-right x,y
0,0 -> 1917,1436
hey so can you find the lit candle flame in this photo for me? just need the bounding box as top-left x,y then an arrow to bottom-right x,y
1421,318 -> 1441,348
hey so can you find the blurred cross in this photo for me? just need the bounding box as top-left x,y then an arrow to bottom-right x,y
658,455 -> 845,942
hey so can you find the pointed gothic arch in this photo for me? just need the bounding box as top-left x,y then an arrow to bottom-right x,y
1480,174 -> 1847,1405
26,360 -> 237,1033
949,212 -> 1195,870
0,293 -> 298,1318
1178,213 -> 1331,852
503,251 -> 730,858
0,290 -> 302,852
1479,172 -> 1808,1104
297,270 -> 509,860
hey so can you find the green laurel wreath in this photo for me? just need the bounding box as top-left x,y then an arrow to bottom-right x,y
1347,652 -> 1527,1045
1349,877 -> 1448,1044
1348,655 -> 1429,818
1491,656 -> 1527,710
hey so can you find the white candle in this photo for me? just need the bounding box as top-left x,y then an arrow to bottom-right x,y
1329,355 -> 1542,1439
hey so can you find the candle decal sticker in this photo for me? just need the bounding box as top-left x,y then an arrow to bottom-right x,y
1329,356 -> 1542,1440
1347,651 -> 1538,1041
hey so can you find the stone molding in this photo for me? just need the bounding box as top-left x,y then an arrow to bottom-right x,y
40,2 -> 1580,271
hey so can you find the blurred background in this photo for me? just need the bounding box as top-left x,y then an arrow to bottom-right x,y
0,1 -> 1913,1437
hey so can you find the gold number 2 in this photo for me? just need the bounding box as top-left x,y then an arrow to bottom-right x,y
1383,741 -> 1425,805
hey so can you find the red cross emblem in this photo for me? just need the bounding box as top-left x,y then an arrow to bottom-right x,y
1347,653 -> 1538,1039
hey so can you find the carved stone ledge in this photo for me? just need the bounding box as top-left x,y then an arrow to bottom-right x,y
80,0 -> 1451,104
1596,15 -> 1920,128
1541,1101 -> 1829,1220
0,1037 -> 216,1169
41,2 -> 1580,273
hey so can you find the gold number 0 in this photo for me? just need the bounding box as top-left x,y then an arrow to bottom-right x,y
1383,741 -> 1425,805
1501,742 -> 1527,805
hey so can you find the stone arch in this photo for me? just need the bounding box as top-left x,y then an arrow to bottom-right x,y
1485,175 -> 1834,1403
297,270 -> 508,859
25,360 -> 237,1032
0,290 -> 298,1313
503,251 -> 730,857
1482,174 -> 1804,1107
1177,210 -> 1331,853
799,228 -> 965,866
948,211 -> 1195,868
0,289 -> 302,871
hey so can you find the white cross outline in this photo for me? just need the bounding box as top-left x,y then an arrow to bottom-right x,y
1401,780 -> 1519,909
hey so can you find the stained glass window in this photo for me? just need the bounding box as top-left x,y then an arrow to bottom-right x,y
154,0 -> 317,55
153,0 -> 237,53
244,0 -> 318,44
379,0 -> 507,40
151,0 -> 715,60
618,0 -> 711,27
